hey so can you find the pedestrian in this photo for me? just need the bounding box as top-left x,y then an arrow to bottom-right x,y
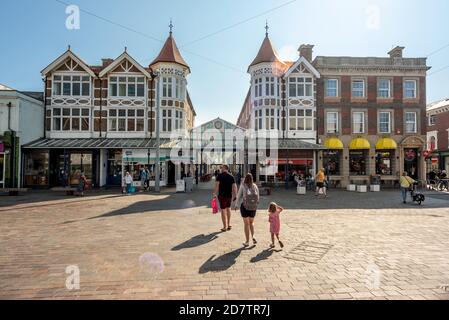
124,171 -> 133,195
315,168 -> 327,197
213,164 -> 237,232
400,171 -> 415,204
77,172 -> 88,197
139,166 -> 146,191
234,173 -> 259,247
268,202 -> 284,249
144,166 -> 150,190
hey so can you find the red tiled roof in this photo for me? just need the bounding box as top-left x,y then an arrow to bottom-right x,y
248,36 -> 285,70
150,34 -> 189,70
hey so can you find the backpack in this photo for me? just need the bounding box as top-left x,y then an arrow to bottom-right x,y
243,184 -> 259,211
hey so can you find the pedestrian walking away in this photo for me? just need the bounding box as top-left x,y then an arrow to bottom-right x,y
234,173 -> 259,247
268,202 -> 284,249
213,164 -> 237,232
400,171 -> 415,204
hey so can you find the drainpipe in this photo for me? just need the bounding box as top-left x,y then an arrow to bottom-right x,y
7,102 -> 16,188
42,76 -> 47,138
150,77 -> 154,138
99,75 -> 103,138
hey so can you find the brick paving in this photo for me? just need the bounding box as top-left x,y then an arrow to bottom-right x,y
1,188 -> 449,300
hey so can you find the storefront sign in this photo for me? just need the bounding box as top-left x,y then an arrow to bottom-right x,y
404,149 -> 417,162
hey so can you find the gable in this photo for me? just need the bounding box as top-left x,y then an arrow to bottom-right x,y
283,56 -> 320,78
41,49 -> 96,77
99,52 -> 151,78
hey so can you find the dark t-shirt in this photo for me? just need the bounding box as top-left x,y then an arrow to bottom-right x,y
217,172 -> 235,198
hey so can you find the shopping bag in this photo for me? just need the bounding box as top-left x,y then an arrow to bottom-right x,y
211,197 -> 219,214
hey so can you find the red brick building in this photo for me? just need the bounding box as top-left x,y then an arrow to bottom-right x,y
426,99 -> 449,172
314,46 -> 430,187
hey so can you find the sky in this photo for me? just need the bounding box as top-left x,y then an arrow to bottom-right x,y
1,0 -> 449,125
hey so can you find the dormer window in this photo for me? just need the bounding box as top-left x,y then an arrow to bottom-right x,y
53,75 -> 90,97
288,77 -> 312,98
109,76 -> 145,98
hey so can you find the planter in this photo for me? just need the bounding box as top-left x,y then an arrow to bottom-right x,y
347,184 -> 356,191
357,185 -> 368,193
370,185 -> 380,192
297,186 -> 306,195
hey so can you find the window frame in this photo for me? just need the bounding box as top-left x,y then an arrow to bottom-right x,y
288,76 -> 313,98
404,80 -> 417,99
108,108 -> 144,132
377,79 -> 391,98
109,76 -> 145,98
326,111 -> 339,134
405,111 -> 417,133
378,111 -> 392,134
53,74 -> 91,97
50,107 -> 90,131
352,111 -> 365,134
351,79 -> 365,98
325,79 -> 339,98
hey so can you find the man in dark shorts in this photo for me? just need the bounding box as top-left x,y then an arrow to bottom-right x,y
213,165 -> 237,232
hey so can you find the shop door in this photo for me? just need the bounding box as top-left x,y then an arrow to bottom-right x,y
404,148 -> 418,180
49,150 -> 68,187
167,161 -> 176,185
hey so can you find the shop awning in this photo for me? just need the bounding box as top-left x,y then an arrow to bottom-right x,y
324,137 -> 344,150
376,138 -> 397,150
23,138 -> 182,149
349,138 -> 371,150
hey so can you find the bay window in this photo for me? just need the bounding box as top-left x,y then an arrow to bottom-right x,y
265,77 -> 276,96
53,75 -> 90,96
254,109 -> 263,130
109,76 -> 145,98
162,109 -> 172,132
326,112 -> 339,134
254,78 -> 263,98
175,110 -> 184,130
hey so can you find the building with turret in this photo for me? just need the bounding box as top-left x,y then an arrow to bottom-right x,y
22,27 -> 196,188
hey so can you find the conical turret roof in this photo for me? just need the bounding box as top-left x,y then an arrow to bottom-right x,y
150,33 -> 189,71
248,35 -> 284,70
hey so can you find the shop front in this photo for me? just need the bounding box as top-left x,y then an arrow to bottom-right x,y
348,138 -> 371,184
322,138 -> 344,186
399,136 -> 426,182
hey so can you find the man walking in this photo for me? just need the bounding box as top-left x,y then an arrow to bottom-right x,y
213,165 -> 237,232
400,171 -> 415,204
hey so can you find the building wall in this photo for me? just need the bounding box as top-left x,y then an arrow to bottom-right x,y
427,106 -> 449,151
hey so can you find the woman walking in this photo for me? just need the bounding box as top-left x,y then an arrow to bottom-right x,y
234,173 -> 259,247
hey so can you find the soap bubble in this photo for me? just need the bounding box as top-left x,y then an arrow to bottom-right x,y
139,253 -> 164,278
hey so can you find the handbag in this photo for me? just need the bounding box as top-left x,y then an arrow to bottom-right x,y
211,197 -> 219,214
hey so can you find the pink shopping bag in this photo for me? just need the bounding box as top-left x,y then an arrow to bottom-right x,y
211,197 -> 219,214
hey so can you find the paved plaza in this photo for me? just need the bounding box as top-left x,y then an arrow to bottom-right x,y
1,187 -> 449,300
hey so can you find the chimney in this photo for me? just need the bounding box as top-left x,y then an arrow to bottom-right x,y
102,58 -> 114,67
388,46 -> 405,58
299,44 -> 314,62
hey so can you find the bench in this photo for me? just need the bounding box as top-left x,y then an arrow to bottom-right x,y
2,188 -> 29,196
51,187 -> 77,196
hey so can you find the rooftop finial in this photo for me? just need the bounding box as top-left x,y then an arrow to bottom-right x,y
265,20 -> 269,37
68,44 -> 71,51
169,19 -> 173,36
125,46 -> 127,52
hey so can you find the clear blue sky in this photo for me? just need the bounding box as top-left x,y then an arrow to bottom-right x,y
1,0 -> 448,125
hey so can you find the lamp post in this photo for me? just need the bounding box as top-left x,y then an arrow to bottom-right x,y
153,71 -> 161,193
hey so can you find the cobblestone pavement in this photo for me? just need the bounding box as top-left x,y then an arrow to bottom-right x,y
1,187 -> 449,300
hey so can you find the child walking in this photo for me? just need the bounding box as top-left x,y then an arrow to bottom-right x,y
268,202 -> 284,249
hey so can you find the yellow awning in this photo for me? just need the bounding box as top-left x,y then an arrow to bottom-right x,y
376,138 -> 397,150
324,137 -> 344,150
349,138 -> 371,150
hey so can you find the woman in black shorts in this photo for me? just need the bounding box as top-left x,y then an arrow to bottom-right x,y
234,173 -> 259,247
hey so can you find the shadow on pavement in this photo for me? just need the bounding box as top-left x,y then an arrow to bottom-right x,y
171,232 -> 221,251
249,249 -> 274,263
199,247 -> 245,274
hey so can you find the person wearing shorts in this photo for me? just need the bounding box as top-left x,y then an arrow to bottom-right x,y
234,173 -> 259,246
213,165 -> 237,232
